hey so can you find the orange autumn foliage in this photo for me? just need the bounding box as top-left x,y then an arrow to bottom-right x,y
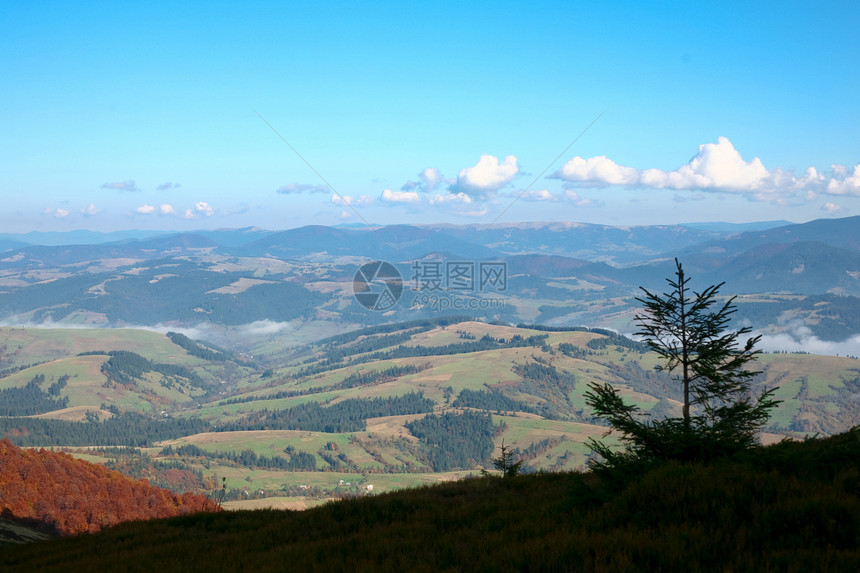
0,439 -> 213,535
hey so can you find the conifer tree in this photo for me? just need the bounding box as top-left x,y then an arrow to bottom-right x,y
585,259 -> 780,470
492,439 -> 523,478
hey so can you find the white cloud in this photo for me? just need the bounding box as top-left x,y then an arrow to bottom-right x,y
757,331 -> 860,357
429,192 -> 473,205
555,156 -> 639,187
500,188 -> 596,205
381,189 -> 421,204
81,203 -> 99,216
160,203 -> 176,215
552,137 -> 860,200
183,208 -> 195,219
136,204 -> 156,214
402,167 -> 447,192
519,189 -> 556,202
426,192 -> 489,216
277,183 -> 329,194
822,202 -> 843,213
104,320 -> 295,345
453,154 -> 519,195
826,164 -> 860,195
234,320 -> 293,336
101,179 -> 140,192
641,137 -> 769,191
332,194 -> 373,207
195,202 -> 215,216
420,167 -> 444,191
563,189 -> 596,207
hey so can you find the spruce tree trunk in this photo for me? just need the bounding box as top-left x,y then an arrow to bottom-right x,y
679,265 -> 690,425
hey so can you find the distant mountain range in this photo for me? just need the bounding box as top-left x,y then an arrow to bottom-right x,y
0,218 -> 825,263
0,216 -> 857,340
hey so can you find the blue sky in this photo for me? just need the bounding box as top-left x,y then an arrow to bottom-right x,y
2,1 -> 859,233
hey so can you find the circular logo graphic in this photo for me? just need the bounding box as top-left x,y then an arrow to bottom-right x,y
353,261 -> 403,311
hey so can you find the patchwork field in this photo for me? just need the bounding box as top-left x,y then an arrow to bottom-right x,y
2,319 -> 859,507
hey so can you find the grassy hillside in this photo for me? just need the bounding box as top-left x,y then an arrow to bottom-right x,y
111,320 -> 854,502
0,327 -> 254,418
3,319 -> 859,508
2,427 -> 858,572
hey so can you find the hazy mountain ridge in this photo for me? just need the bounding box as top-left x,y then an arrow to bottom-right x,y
0,217 -> 857,342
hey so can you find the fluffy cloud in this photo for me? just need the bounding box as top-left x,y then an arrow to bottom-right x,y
156,182 -> 181,191
641,138 -> 769,191
160,204 -> 176,215
195,202 -> 215,216
380,189 -> 421,204
552,137 -> 860,200
563,190 -> 596,207
519,189 -> 556,202
101,180 -> 140,192
401,167 -> 447,193
81,203 -> 100,216
826,164 -> 860,195
177,202 -> 215,219
498,188 -> 596,206
425,192 -> 489,217
822,202 -> 843,213
331,194 -> 372,207
554,156 -> 639,187
429,192 -> 473,206
136,204 -> 156,214
452,154 -> 519,195
277,183 -> 329,194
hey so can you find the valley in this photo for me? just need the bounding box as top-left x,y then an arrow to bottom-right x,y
1,315 -> 857,509
1,217 -> 859,511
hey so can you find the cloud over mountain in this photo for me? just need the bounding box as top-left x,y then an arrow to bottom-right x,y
381,189 -> 421,204
332,194 -> 373,207
452,154 -> 519,196
552,137 -> 860,200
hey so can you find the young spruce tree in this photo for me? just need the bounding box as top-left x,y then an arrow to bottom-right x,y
585,259 -> 780,471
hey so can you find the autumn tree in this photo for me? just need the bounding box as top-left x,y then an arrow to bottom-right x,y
585,259 -> 779,471
0,439 -> 212,535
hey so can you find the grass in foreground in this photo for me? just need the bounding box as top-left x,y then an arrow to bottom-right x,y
2,428 -> 859,572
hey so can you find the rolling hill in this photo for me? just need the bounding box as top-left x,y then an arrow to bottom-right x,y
1,318 -> 857,510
